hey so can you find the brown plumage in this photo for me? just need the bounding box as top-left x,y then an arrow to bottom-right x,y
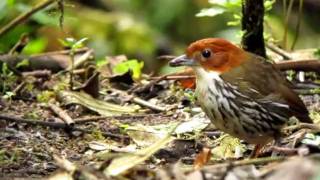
169,38 -> 312,147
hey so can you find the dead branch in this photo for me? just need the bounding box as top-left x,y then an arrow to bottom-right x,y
48,102 -> 75,126
31,48 -> 89,57
0,114 -> 128,140
22,70 -> 52,77
74,114 -> 170,124
0,0 -> 57,37
283,123 -> 320,132
0,48 -> 92,74
275,59 -> 320,72
203,156 -> 287,171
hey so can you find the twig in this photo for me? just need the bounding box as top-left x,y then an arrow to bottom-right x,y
114,89 -> 167,112
9,33 -> 29,54
31,48 -> 89,57
12,82 -> 26,96
283,123 -> 320,132
72,68 -> 86,75
53,154 -> 76,172
0,0 -> 57,38
269,146 -> 299,155
66,49 -> 94,71
0,114 -> 128,140
266,43 -> 292,59
131,96 -> 166,112
74,114 -> 171,124
48,102 -> 75,126
149,75 -> 195,80
294,82 -> 320,89
129,75 -> 168,94
203,156 -> 286,171
22,70 -> 52,77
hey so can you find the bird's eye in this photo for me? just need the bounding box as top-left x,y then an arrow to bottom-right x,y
201,49 -> 211,58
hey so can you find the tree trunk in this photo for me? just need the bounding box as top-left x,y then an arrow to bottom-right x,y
241,0 -> 266,58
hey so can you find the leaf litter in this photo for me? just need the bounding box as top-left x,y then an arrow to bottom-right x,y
1,48 -> 320,180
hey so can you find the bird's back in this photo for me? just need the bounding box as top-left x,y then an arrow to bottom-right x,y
220,52 -> 312,123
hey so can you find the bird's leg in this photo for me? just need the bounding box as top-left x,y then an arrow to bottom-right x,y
271,137 -> 281,157
249,144 -> 263,158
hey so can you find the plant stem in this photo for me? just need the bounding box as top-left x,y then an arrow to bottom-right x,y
69,51 -> 74,90
283,0 -> 294,50
291,0 -> 304,50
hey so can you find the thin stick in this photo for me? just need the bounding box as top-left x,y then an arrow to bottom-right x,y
266,43 -> 292,59
203,156 -> 286,170
113,89 -> 167,112
48,102 -> 75,126
149,75 -> 195,80
66,49 -> 94,71
0,0 -> 56,37
283,123 -> 320,131
22,70 -> 52,77
74,114 -> 171,124
31,48 -> 89,57
0,114 -> 128,140
131,96 -> 166,112
53,155 -> 76,172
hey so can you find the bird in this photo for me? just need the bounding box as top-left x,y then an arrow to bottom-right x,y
169,38 -> 312,156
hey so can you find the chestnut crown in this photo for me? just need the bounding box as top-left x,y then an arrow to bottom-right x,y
170,38 -> 248,73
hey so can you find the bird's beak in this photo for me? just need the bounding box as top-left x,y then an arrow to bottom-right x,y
169,54 -> 197,67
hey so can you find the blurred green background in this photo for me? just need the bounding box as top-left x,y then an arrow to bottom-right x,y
0,0 -> 319,73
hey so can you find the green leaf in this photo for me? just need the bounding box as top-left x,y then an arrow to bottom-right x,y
314,49 -> 320,58
264,0 -> 276,12
59,37 -> 88,50
211,134 -> 246,159
6,0 -> 15,6
227,20 -> 240,26
36,90 -> 55,103
22,37 -> 48,55
96,58 -> 108,68
113,59 -> 144,79
59,37 -> 76,48
72,37 -> 88,49
16,59 -> 29,68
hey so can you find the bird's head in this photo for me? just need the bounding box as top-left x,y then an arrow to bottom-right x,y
169,38 -> 248,74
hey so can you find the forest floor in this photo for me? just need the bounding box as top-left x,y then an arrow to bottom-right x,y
1,48 -> 320,180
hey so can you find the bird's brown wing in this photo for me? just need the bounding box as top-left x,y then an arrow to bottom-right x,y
221,53 -> 312,123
